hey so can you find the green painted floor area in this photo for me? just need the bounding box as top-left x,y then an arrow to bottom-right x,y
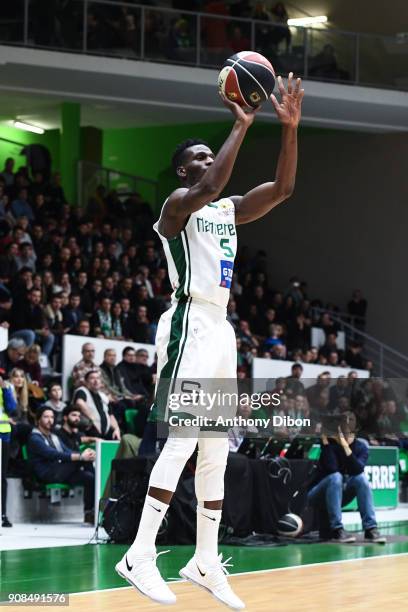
1,523 -> 408,599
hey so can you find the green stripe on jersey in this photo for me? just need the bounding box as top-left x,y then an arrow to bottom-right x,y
182,229 -> 192,296
150,297 -> 191,422
168,235 -> 187,300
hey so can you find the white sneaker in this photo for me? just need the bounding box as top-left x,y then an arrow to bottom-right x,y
179,553 -> 245,610
115,549 -> 176,605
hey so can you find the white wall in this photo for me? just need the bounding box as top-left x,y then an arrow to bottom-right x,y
252,357 -> 368,392
231,130 -> 408,355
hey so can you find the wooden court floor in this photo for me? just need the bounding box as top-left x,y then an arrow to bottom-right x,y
50,554 -> 407,612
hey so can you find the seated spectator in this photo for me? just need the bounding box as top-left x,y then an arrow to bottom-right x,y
287,313 -> 311,352
309,43 -> 350,81
0,242 -> 19,284
21,344 -> 43,386
43,383 -> 67,427
11,188 -> 34,222
286,363 -> 305,395
237,320 -> 259,349
73,369 -> 121,440
15,242 -> 36,272
228,398 -> 258,452
270,343 -> 287,360
227,298 -> 240,329
307,412 -> 386,543
115,346 -> 150,399
111,302 -> 125,340
72,342 -> 100,388
100,348 -> 135,401
306,371 -> 331,413
126,305 -> 154,343
0,375 -> 18,528
345,341 -> 365,370
91,297 -> 113,337
62,292 -> 84,333
263,323 -> 285,352
0,339 -> 27,377
10,288 -> 54,357
73,318 -> 92,337
44,294 -> 64,346
58,405 -> 98,451
319,331 -> 340,359
133,348 -> 154,394
27,406 -> 95,523
100,348 -> 149,435
329,376 -> 350,412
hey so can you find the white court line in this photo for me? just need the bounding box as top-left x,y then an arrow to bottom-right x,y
69,551 -> 408,597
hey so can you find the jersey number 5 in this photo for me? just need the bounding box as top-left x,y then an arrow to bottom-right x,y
220,238 -> 234,258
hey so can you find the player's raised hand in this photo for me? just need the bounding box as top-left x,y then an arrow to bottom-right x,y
219,92 -> 259,127
270,73 -> 304,128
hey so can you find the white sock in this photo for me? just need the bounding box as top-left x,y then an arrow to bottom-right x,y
195,504 -> 222,566
127,495 -> 169,558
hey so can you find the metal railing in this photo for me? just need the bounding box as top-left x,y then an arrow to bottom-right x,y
1,0 -> 407,91
78,160 -> 159,210
312,307 -> 408,378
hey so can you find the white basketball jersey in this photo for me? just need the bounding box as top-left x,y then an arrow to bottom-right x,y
153,197 -> 237,308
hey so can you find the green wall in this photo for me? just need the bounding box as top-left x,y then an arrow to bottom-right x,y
102,121 -> 282,209
0,124 -> 60,173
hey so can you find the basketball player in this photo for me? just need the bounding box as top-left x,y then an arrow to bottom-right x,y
116,73 -> 304,608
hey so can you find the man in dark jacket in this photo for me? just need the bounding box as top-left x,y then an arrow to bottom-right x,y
11,287 -> 55,356
307,411 -> 386,543
27,407 -> 95,522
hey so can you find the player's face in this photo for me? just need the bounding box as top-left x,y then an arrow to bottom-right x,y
182,145 -> 215,185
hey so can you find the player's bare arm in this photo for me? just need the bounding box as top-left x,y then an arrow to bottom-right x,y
158,100 -> 257,238
231,73 -> 304,225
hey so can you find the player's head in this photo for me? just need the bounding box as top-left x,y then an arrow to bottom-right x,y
172,138 -> 214,186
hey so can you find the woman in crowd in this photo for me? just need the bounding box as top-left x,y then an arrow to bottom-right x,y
21,343 -> 43,387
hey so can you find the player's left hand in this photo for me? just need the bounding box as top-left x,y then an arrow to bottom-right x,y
271,73 -> 304,128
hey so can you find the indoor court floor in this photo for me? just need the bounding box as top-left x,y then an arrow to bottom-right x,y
1,522 -> 408,610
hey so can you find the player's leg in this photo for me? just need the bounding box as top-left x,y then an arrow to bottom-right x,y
179,317 -> 244,609
115,429 -> 198,604
180,435 -> 244,610
128,429 -> 198,556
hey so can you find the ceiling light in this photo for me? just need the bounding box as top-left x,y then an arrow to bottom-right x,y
13,121 -> 45,134
288,15 -> 328,27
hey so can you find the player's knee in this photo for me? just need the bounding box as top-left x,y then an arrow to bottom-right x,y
197,437 -> 229,469
162,436 -> 197,465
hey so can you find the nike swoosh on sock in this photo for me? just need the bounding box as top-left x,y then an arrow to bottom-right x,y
149,504 -> 162,513
202,514 -> 216,521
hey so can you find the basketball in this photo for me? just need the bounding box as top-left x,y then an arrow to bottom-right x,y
218,51 -> 276,109
277,513 -> 304,537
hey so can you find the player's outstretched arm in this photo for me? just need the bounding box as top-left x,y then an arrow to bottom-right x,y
232,73 -> 304,225
159,99 -> 257,238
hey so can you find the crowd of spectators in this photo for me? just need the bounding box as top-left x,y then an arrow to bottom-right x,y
2,2 -> 350,83
0,153 -> 402,529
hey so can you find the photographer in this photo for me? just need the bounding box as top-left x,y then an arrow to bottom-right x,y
307,411 -> 386,543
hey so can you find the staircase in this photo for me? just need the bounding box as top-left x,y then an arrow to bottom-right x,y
312,307 -> 408,378
78,161 -> 159,210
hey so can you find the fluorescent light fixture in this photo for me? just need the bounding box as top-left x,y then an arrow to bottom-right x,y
288,15 -> 328,27
13,121 -> 45,134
